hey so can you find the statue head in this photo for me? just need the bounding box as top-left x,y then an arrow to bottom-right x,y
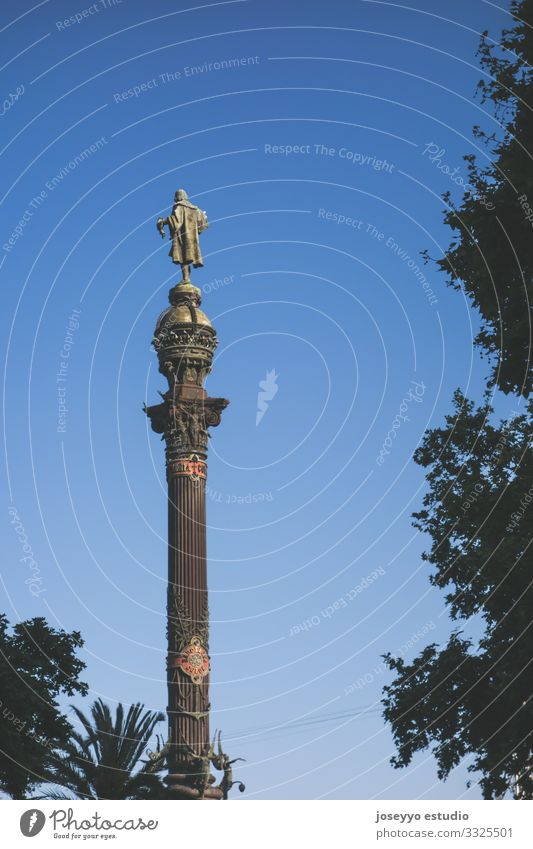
174,188 -> 189,203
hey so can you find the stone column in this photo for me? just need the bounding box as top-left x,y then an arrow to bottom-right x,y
145,281 -> 228,799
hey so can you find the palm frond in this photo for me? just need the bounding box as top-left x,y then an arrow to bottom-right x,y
49,699 -> 165,800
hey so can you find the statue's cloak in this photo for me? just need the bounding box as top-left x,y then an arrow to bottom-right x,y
167,200 -> 208,267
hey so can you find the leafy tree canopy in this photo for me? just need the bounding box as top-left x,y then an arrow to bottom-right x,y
0,615 -> 87,799
383,0 -> 533,799
433,0 -> 533,396
383,392 -> 533,798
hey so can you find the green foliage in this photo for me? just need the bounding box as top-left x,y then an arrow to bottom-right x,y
41,699 -> 168,799
383,0 -> 533,799
432,0 -> 533,396
0,615 -> 87,799
383,393 -> 533,798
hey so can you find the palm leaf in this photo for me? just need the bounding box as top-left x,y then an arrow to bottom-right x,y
36,699 -> 165,800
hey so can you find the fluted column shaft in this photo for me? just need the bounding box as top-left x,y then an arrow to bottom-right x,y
167,471 -> 210,773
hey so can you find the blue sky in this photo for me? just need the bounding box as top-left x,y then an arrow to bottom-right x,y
1,0 -> 519,799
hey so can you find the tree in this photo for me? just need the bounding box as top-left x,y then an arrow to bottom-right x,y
0,614 -> 87,799
430,0 -> 533,396
382,0 -> 533,798
383,392 -> 533,798
41,699 -> 168,799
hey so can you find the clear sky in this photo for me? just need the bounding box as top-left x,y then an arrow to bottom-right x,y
1,0 -> 517,800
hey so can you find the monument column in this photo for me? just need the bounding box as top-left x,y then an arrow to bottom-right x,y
145,190 -> 236,799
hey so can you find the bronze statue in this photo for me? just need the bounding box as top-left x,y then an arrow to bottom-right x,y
144,736 -> 170,773
157,189 -> 208,282
211,731 -> 245,800
192,742 -> 215,799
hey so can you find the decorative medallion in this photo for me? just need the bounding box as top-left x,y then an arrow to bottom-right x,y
177,637 -> 209,683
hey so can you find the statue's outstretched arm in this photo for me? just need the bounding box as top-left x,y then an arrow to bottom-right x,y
156,217 -> 168,239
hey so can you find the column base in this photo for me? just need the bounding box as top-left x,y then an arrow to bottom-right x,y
165,774 -> 223,800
